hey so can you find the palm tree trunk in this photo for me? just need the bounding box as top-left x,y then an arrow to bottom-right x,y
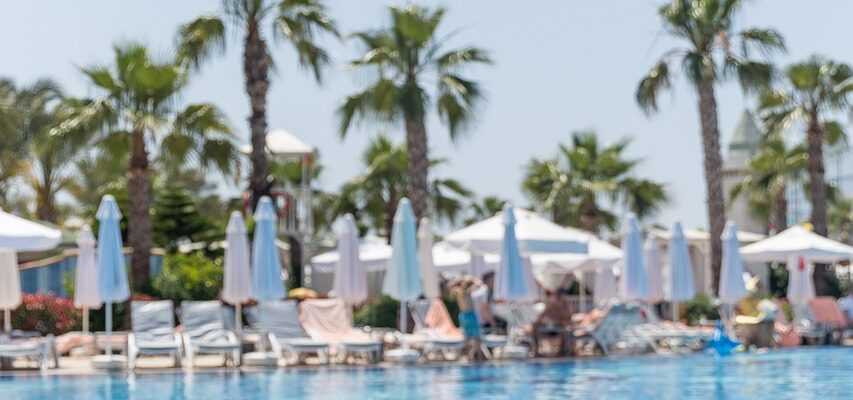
127,128 -> 152,293
244,19 -> 271,209
404,116 -> 430,222
806,110 -> 828,236
385,188 -> 398,244
806,109 -> 835,295
696,79 -> 726,295
773,185 -> 788,233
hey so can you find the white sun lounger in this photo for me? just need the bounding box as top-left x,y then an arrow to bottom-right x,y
180,301 -> 241,367
0,334 -> 57,370
248,300 -> 330,365
128,300 -> 182,369
406,299 -> 464,360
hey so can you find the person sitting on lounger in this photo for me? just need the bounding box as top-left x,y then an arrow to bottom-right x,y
838,289 -> 853,327
531,290 -> 576,357
450,277 -> 487,361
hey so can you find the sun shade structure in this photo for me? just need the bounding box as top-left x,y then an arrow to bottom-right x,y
0,209 -> 61,251
528,230 -> 621,273
223,211 -> 252,330
666,222 -> 695,302
240,129 -> 314,156
252,197 -> 286,301
786,256 -> 815,305
594,265 -> 618,306
74,225 -> 101,333
418,218 -> 441,299
494,205 -> 536,302
619,214 -> 648,301
0,249 -> 21,332
740,225 -> 853,263
332,214 -> 368,304
445,208 -> 589,254
311,238 -> 497,275
382,199 -> 422,332
95,195 -> 130,365
644,238 -> 664,303
718,222 -> 748,305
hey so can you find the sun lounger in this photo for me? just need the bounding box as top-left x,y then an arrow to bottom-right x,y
247,300 -> 330,365
573,302 -> 653,355
633,306 -> 713,352
299,298 -> 382,364
801,297 -> 847,344
179,301 -> 241,367
406,299 -> 465,360
0,333 -> 57,370
128,300 -> 182,369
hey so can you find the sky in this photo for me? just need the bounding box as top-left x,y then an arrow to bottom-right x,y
3,0 -> 853,232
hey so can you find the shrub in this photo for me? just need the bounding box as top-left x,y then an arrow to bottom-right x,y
353,295 -> 399,328
152,252 -> 222,304
11,294 -> 81,335
682,294 -> 720,325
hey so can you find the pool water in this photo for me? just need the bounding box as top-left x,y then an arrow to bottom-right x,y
3,348 -> 852,399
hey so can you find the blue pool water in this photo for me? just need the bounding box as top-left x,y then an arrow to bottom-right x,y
3,348 -> 852,399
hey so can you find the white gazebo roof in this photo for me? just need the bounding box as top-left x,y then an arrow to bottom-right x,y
530,233 -> 622,273
240,129 -> 314,157
445,208 -> 589,254
0,210 -> 62,252
740,225 -> 853,263
649,227 -> 764,245
310,238 -> 499,274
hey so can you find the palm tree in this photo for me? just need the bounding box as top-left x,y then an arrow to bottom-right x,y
54,43 -> 238,292
730,137 -> 807,233
758,57 -> 853,237
0,79 -> 63,212
636,0 -> 785,291
176,0 -> 339,208
340,135 -> 473,240
830,197 -> 853,244
338,4 -> 491,221
522,131 -> 668,234
463,195 -> 508,226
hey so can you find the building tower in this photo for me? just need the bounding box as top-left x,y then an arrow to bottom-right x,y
721,109 -> 766,234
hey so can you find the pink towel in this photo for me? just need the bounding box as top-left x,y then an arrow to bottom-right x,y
809,297 -> 847,328
424,299 -> 463,339
299,299 -> 372,344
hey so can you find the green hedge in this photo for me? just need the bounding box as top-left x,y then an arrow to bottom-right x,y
152,252 -> 223,304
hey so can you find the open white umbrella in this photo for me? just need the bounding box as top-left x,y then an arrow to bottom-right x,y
332,214 -> 368,304
418,218 -> 440,299
382,199 -> 422,332
667,222 -> 695,321
74,225 -> 101,334
223,211 -> 252,330
0,249 -> 21,333
446,208 -> 589,254
619,214 -> 648,301
645,238 -> 664,303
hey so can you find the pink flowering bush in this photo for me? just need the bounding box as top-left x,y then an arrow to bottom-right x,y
11,294 -> 81,335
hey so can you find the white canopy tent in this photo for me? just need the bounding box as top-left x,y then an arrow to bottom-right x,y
740,225 -> 853,263
239,129 -> 314,156
445,208 -> 589,254
310,238 -> 499,275
0,209 -> 62,252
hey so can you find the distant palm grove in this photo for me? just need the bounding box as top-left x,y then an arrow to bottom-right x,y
2,0 -> 853,296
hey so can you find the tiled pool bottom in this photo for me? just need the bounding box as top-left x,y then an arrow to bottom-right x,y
3,348 -> 852,399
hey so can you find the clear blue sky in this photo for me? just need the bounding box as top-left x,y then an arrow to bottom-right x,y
3,1 -> 852,231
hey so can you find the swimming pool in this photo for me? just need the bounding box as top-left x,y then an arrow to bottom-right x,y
3,348 -> 852,399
